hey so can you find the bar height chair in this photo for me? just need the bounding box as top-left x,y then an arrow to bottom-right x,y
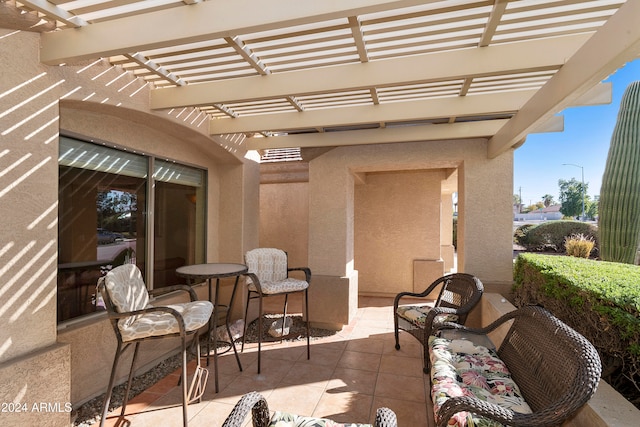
97,264 -> 213,427
241,248 -> 311,374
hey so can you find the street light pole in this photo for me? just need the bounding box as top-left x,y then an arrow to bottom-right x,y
563,163 -> 585,220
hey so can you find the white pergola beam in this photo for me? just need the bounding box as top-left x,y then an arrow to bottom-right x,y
39,0 -> 433,64
488,0 -> 640,158
210,90 -> 535,135
568,82 -> 612,107
19,0 -> 87,28
151,34 -> 588,109
247,120 -> 510,150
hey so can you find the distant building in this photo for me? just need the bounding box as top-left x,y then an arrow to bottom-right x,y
514,204 -> 563,221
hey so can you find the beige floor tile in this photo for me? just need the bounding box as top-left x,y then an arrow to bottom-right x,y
383,333 -> 423,358
345,337 -> 385,354
209,375 -> 275,405
337,350 -> 382,372
326,367 -> 378,395
267,384 -> 326,416
373,396 -> 429,427
259,343 -> 307,362
295,345 -> 344,368
374,372 -> 427,403
280,361 -> 335,388
379,354 -> 424,377
312,391 -> 374,423
240,355 -> 298,383
188,400 -> 239,427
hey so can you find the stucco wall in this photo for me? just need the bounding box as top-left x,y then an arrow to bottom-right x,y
354,169 -> 445,295
309,141 -> 513,288
0,28 -> 259,412
259,182 -> 309,269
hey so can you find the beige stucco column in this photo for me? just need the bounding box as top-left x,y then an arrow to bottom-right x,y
307,139 -> 514,330
308,151 -> 358,329
440,190 -> 456,273
456,144 -> 514,295
0,29 -> 71,426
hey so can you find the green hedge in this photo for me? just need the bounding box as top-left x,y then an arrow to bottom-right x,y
514,220 -> 598,253
513,253 -> 640,407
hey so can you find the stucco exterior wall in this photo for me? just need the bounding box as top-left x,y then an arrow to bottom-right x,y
0,28 -> 259,413
259,182 -> 309,269
309,140 -> 513,290
354,169 -> 445,295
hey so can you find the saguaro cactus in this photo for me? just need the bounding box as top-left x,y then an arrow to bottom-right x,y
599,81 -> 640,264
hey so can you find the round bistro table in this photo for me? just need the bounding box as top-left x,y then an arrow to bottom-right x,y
176,263 -> 248,393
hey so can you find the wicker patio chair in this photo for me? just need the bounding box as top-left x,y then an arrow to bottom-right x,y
97,264 -> 213,427
430,305 -> 602,427
393,273 -> 483,373
222,391 -> 398,427
242,248 -> 311,374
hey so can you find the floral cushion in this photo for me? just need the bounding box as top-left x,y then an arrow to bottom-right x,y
268,411 -> 371,427
428,336 -> 532,427
396,305 -> 458,328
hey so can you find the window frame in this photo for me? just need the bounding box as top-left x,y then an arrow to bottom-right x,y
57,132 -> 207,328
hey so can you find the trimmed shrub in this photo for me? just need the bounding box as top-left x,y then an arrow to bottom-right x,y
565,233 -> 595,258
515,220 -> 598,254
513,253 -> 640,408
513,223 -> 536,247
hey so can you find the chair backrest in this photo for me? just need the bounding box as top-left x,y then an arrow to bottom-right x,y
98,264 -> 149,327
245,248 -> 288,282
434,273 -> 483,323
497,306 -> 601,418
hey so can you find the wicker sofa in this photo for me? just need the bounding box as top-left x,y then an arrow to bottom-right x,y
428,305 -> 602,427
222,391 -> 397,427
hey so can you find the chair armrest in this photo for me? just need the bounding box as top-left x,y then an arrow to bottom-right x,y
149,284 -> 198,301
222,391 -> 270,427
421,306 -> 459,337
437,394 -> 580,427
243,272 -> 264,295
433,307 -> 520,338
393,278 -> 445,310
288,266 -> 311,283
375,407 -> 398,427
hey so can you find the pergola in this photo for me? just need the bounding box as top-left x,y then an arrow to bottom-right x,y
5,0 -> 640,159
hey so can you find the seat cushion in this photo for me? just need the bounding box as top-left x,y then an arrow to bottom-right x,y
396,304 -> 458,328
268,411 -> 371,427
118,300 -> 213,342
428,336 -> 532,427
103,264 -> 150,327
245,248 -> 289,282
248,277 -> 309,294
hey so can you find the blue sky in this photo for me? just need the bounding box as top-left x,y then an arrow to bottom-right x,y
513,58 -> 640,207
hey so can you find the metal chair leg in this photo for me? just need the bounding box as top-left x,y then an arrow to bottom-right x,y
305,289 -> 310,360
120,342 -> 141,417
100,341 -> 129,427
281,294 -> 289,341
257,296 -> 263,374
181,334 -> 188,427
241,291 -> 251,353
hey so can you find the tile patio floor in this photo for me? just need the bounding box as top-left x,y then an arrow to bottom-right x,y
96,296 -> 433,427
